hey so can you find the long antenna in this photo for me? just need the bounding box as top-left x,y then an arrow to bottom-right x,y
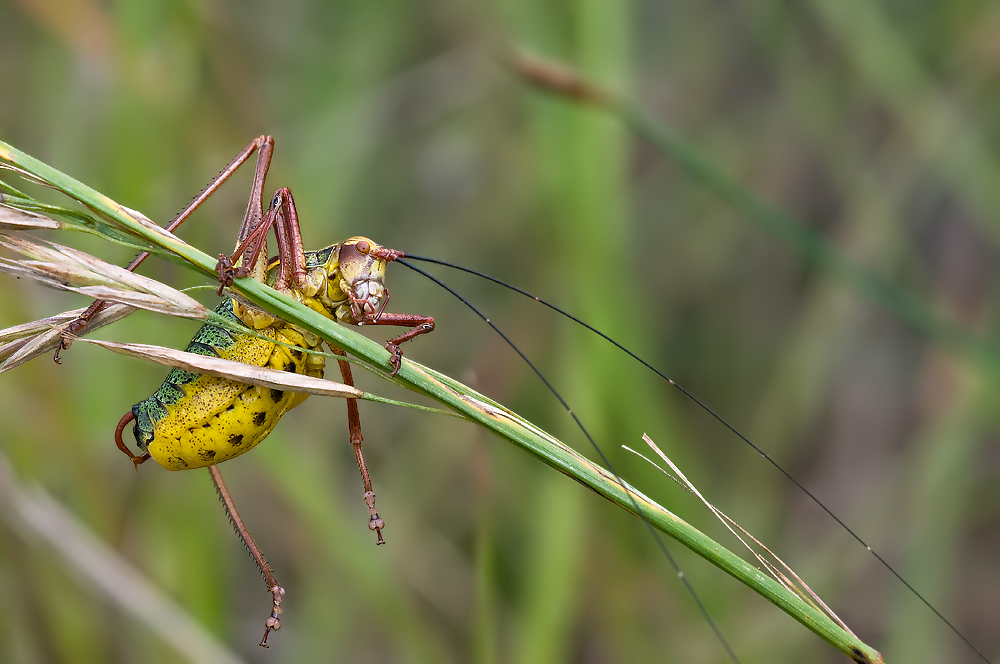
399,253 -> 992,664
394,257 -> 741,664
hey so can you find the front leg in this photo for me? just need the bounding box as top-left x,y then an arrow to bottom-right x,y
365,314 -> 435,376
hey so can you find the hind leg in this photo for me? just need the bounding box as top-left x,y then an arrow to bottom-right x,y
208,465 -> 285,647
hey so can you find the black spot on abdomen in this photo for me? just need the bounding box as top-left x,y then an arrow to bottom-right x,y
253,411 -> 267,426
270,389 -> 284,403
229,434 -> 244,447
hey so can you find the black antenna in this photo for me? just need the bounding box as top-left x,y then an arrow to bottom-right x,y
394,257 -> 741,664
399,253 -> 992,664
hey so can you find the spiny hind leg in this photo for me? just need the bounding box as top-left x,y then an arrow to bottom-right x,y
208,465 -> 285,647
332,345 -> 385,544
56,135 -> 275,362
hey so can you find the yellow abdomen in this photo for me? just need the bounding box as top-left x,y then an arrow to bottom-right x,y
131,300 -> 324,470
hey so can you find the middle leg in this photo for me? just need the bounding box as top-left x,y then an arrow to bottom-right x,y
215,187 -> 308,295
331,345 -> 385,544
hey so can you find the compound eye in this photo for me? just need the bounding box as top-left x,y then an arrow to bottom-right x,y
271,194 -> 281,208
355,240 -> 371,255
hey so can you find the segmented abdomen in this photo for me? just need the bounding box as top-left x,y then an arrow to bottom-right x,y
131,299 -> 319,471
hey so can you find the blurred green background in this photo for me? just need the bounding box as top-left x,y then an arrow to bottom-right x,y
1,0 -> 998,662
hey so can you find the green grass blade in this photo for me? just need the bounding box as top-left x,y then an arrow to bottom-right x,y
0,138 -> 883,662
512,53 -> 1000,376
618,107 -> 997,365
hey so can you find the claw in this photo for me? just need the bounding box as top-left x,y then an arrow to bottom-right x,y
364,492 -> 385,544
215,254 -> 235,296
215,254 -> 249,296
370,517 -> 385,545
53,314 -> 93,363
259,585 -> 285,648
385,343 -> 402,376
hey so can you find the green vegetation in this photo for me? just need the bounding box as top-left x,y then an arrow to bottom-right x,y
0,2 -> 996,662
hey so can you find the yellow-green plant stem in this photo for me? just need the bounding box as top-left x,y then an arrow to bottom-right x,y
0,139 -> 883,663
